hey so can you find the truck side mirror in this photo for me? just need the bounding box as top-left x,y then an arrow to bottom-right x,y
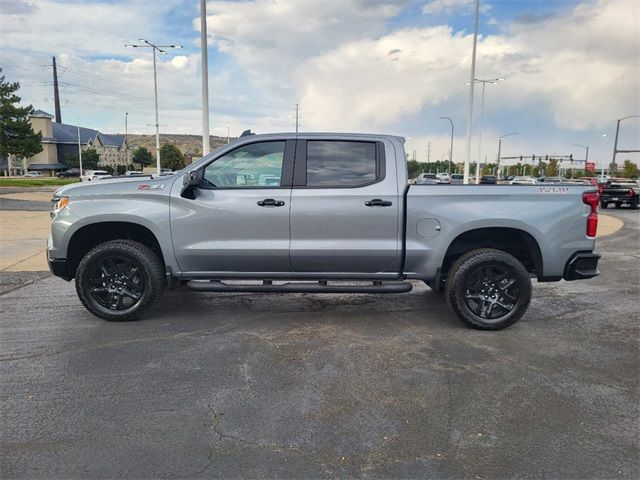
181,169 -> 203,199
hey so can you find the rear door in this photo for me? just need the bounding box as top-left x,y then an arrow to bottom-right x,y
289,138 -> 400,274
170,139 -> 294,275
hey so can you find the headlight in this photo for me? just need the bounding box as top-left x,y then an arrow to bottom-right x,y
51,195 -> 69,217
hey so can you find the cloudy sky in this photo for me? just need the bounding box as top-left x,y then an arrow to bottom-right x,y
1,0 -> 639,166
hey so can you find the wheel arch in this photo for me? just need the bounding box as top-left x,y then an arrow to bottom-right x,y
66,221 -> 166,279
440,226 -> 543,283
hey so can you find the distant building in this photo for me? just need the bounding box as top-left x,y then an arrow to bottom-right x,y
4,110 -> 131,176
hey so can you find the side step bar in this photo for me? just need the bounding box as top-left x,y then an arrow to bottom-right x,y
186,280 -> 413,294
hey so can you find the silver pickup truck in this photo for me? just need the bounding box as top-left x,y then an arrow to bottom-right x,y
48,133 -> 601,330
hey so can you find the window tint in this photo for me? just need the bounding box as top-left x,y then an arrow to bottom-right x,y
203,141 -> 285,188
306,141 -> 377,187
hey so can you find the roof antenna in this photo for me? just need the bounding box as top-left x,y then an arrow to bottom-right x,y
240,129 -> 254,137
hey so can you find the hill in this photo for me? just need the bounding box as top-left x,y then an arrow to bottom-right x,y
124,134 -> 232,156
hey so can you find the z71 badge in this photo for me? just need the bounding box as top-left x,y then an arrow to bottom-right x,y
137,184 -> 166,190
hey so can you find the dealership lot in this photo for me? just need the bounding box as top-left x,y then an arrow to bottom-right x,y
1,204 -> 638,478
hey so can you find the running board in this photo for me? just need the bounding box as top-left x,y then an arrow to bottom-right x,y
186,280 -> 413,294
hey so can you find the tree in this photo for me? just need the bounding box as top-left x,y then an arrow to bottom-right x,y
0,69 -> 42,163
82,148 -> 100,170
160,143 -> 184,171
507,165 -> 518,176
621,160 -> 639,179
546,159 -> 559,177
132,146 -> 153,169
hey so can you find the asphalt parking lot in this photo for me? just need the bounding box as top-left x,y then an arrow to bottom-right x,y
1,206 -> 638,479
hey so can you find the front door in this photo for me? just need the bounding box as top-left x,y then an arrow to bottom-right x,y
289,139 -> 401,274
170,140 -> 294,275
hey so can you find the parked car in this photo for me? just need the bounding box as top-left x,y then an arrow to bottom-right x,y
435,173 -> 451,184
576,177 -> 598,186
538,177 -> 563,184
125,170 -> 146,177
414,173 -> 438,185
480,175 -> 497,185
57,168 -> 81,178
510,176 -> 538,185
600,182 -> 639,209
450,173 -> 464,184
24,171 -> 43,177
80,170 -> 111,182
48,133 -> 601,330
159,169 -> 175,176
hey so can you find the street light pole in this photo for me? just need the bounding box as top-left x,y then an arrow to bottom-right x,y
611,115 -> 639,171
125,39 -> 182,175
600,134 -> 608,182
463,0 -> 480,184
470,77 -> 504,184
496,132 -> 518,180
572,144 -> 589,174
77,120 -> 83,177
439,116 -> 454,175
200,0 -> 210,156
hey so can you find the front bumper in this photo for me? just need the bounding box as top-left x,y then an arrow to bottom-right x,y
564,252 -> 600,281
47,250 -> 71,281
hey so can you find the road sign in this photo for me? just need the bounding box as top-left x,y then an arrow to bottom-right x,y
585,162 -> 596,172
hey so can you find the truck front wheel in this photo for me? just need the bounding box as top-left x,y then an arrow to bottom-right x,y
75,240 -> 165,321
445,248 -> 531,330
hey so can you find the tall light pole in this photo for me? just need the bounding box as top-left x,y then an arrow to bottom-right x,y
611,115 -> 639,171
125,112 -> 129,169
470,77 -> 504,183
439,116 -> 454,175
77,120 -> 83,177
125,39 -> 182,175
463,0 -> 480,184
496,132 -> 518,179
200,0 -> 211,156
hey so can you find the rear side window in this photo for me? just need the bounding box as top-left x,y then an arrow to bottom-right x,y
306,141 -> 378,187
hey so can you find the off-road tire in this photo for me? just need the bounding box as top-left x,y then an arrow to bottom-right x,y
75,240 -> 164,321
445,248 -> 531,330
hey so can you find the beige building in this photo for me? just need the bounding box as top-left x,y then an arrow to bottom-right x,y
4,110 -> 131,176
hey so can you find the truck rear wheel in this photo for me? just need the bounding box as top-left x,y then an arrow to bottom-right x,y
445,248 -> 531,330
75,240 -> 164,321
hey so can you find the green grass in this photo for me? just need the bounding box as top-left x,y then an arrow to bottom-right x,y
0,178 -> 80,187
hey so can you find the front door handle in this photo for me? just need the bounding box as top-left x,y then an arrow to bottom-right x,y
257,198 -> 285,207
365,199 -> 393,207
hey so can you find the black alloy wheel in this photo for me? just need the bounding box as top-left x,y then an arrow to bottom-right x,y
462,265 -> 519,322
445,248 -> 532,330
88,256 -> 145,311
75,240 -> 165,321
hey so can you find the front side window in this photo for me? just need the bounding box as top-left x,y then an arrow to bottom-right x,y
203,141 -> 285,188
306,141 -> 377,187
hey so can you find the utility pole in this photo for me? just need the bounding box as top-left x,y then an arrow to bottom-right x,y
227,126 -> 230,143
295,103 -> 300,133
52,57 -> 62,123
463,0 -> 480,184
77,120 -> 83,176
427,142 -> 431,163
125,39 -> 182,175
200,0 -> 210,155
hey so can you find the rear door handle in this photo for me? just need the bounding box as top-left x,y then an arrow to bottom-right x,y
257,198 -> 285,207
365,199 -> 393,207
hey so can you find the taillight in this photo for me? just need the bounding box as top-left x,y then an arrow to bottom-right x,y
629,189 -> 635,197
582,191 -> 599,237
